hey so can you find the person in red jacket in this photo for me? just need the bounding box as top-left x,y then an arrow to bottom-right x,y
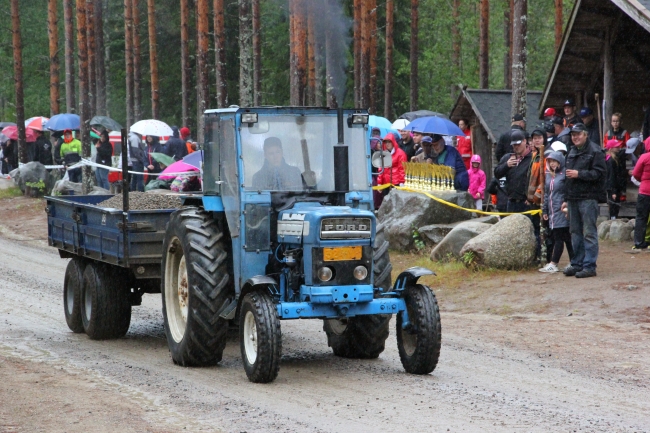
456,119 -> 472,170
377,132 -> 406,187
632,137 -> 650,249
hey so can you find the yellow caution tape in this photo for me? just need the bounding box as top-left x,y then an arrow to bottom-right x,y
372,184 -> 542,216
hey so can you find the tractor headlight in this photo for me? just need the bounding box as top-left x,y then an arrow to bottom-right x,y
241,112 -> 258,124
353,266 -> 368,281
317,266 -> 333,282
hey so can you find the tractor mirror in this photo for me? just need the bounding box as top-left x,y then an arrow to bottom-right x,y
247,120 -> 270,134
371,151 -> 392,168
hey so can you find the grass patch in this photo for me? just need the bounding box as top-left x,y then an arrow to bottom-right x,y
0,186 -> 23,199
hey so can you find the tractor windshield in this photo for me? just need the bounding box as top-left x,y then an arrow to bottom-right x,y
241,115 -> 368,192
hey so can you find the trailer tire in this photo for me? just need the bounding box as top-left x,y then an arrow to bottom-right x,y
323,314 -> 390,359
240,291 -> 282,383
81,262 -> 132,340
397,284 -> 441,375
162,208 -> 232,367
63,258 -> 86,333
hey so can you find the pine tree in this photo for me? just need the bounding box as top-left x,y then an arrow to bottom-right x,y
48,0 -> 60,115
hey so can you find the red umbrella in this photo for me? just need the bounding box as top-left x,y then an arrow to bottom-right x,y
1,125 -> 37,142
25,116 -> 50,131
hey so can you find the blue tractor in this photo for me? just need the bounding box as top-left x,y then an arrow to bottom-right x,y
160,107 -> 441,382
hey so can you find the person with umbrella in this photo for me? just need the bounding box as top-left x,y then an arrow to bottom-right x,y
95,130 -> 113,190
2,139 -> 17,173
144,135 -> 163,185
427,134 -> 469,191
128,131 -> 146,191
33,129 -> 53,166
60,129 -> 82,182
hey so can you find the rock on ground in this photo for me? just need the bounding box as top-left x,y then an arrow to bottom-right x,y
378,189 -> 475,250
419,215 -> 499,246
459,214 -> 536,269
430,221 -> 493,261
12,162 -> 48,195
598,219 -> 635,242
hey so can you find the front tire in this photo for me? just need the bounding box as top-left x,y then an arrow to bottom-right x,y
397,284 -> 441,374
161,208 -> 233,367
63,258 -> 86,333
81,262 -> 132,340
239,291 -> 282,383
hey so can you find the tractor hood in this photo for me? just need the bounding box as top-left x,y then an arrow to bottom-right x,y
277,202 -> 375,245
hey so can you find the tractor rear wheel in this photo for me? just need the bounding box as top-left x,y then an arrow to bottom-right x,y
161,208 -> 233,367
397,284 -> 441,374
63,258 -> 86,333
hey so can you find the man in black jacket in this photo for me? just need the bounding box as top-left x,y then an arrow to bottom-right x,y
495,114 -> 526,162
494,129 -> 533,213
562,98 -> 581,128
33,130 -> 53,166
164,126 -> 189,161
579,107 -> 601,145
399,129 -> 417,161
562,123 -> 606,278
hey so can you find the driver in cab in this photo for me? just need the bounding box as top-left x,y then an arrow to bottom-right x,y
252,137 -> 303,190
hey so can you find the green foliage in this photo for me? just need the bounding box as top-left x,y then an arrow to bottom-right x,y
0,186 -> 23,199
0,0 -> 575,128
411,223 -> 426,251
25,180 -> 46,191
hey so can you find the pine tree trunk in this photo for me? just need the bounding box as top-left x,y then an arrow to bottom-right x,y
77,0 -> 92,194
11,0 -> 27,165
289,0 -> 305,106
353,0 -> 360,107
124,0 -> 134,127
504,6 -> 512,89
48,0 -> 60,116
325,21 -> 338,109
306,6 -> 316,106
479,0 -> 489,89
384,0 -> 394,119
64,0 -> 76,113
213,0 -> 227,108
147,0 -> 159,119
95,0 -> 107,115
196,0 -> 209,143
359,0 -> 368,109
86,0 -> 97,114
368,0 -> 377,114
409,0 -> 419,111
239,0 -> 253,106
252,0 -> 261,105
511,0 -> 527,118
132,0 -> 142,122
554,0 -> 563,51
180,0 -> 190,125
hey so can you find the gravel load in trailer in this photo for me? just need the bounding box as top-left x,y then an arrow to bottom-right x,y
97,192 -> 183,210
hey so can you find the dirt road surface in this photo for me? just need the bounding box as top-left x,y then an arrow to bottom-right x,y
0,190 -> 649,432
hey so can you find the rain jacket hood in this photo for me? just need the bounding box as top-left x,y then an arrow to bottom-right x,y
468,154 -> 486,199
378,133 -> 407,186
546,151 -> 565,170
381,133 -> 400,154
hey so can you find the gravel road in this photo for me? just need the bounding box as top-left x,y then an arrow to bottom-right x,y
0,238 -> 648,432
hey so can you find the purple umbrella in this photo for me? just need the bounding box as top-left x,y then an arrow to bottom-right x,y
182,150 -> 203,168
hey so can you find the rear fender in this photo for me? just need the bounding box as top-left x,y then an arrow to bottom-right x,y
392,267 -> 435,292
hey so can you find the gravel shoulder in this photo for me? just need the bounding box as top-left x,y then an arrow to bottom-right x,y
0,182 -> 649,432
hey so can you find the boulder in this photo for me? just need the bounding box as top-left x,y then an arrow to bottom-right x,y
459,214 -> 536,269
89,186 -> 111,195
430,221 -> 492,261
14,162 -> 48,194
608,220 -> 633,242
378,189 -> 475,250
418,215 -> 498,247
598,220 -> 613,240
52,179 -> 82,196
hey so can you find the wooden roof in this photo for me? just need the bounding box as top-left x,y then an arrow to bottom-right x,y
540,0 -> 650,122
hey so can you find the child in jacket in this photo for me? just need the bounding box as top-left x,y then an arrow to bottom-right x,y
467,154 -> 486,210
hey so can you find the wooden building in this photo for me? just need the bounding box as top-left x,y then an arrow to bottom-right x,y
449,88 -> 542,178
540,0 -> 650,133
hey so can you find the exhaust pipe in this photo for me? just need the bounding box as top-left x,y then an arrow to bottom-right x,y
334,108 -> 349,198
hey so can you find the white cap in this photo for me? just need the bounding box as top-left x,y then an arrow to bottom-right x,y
626,137 -> 640,154
550,141 -> 567,153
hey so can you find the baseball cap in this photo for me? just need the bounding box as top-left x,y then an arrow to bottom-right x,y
579,107 -> 593,117
550,141 -> 568,153
531,128 -> 546,137
543,108 -> 556,118
570,123 -> 587,133
551,116 -> 564,126
605,138 -> 623,149
180,127 -> 191,138
510,129 -> 526,144
512,114 -> 526,122
421,136 -> 433,144
626,137 -> 640,154
563,98 -> 575,106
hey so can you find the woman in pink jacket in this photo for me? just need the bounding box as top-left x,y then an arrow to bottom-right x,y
632,137 -> 650,249
467,154 -> 486,210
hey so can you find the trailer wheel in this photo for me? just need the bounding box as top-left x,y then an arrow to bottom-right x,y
239,291 -> 281,383
323,314 -> 390,359
397,284 -> 441,375
323,223 -> 392,358
63,258 -> 86,333
81,262 -> 132,340
162,208 -> 232,367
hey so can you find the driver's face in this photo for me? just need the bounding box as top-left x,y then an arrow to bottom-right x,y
264,145 -> 283,167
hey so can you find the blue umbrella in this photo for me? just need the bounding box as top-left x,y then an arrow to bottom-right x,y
368,115 -> 399,140
405,116 -> 464,136
182,150 -> 203,168
47,113 -> 80,131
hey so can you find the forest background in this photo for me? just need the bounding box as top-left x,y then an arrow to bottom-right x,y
1,0 -> 573,134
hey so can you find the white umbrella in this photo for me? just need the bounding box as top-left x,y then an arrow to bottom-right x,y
391,119 -> 410,130
130,119 -> 173,137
